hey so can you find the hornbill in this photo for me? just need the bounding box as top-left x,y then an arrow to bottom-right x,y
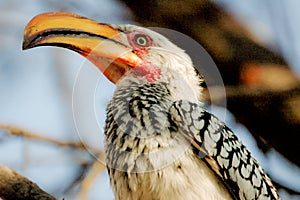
23,12 -> 279,200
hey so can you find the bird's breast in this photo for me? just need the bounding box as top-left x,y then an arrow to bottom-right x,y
108,147 -> 233,200
104,82 -> 186,172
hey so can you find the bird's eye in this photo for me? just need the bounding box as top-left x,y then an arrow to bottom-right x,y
134,34 -> 149,47
127,31 -> 153,51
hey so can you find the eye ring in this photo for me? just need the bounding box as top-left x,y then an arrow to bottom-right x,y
134,34 -> 149,47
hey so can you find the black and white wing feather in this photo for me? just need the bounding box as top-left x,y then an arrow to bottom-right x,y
170,100 -> 279,200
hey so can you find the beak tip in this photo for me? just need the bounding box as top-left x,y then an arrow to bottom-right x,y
22,36 -> 33,50
22,42 -> 28,50
22,27 -> 32,50
22,29 -> 38,50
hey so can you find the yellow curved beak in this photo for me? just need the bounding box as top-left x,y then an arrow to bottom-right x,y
23,12 -> 142,83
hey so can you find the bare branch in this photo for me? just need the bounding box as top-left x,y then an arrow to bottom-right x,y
78,155 -> 107,200
0,125 -> 105,157
0,125 -> 108,199
0,165 -> 56,200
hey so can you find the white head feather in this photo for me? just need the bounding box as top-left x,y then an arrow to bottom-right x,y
112,24 -> 203,102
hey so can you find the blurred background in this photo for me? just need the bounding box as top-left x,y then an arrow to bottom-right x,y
0,0 -> 300,199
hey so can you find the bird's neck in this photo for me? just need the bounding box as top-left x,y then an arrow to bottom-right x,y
130,48 -> 203,102
159,68 -> 201,102
116,67 -> 203,103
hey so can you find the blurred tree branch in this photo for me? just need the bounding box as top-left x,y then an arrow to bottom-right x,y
0,125 -> 107,199
0,165 -> 56,200
78,155 -> 107,200
0,125 -> 105,157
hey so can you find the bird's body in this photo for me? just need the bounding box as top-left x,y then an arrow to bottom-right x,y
105,77 -> 278,200
106,79 -> 232,200
23,12 -> 280,200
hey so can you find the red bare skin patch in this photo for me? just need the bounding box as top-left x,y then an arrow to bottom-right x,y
134,61 -> 161,82
126,31 -> 160,82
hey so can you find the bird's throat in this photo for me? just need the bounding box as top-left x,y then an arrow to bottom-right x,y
130,62 -> 161,83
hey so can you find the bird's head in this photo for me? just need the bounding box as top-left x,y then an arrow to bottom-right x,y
23,12 -> 202,100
